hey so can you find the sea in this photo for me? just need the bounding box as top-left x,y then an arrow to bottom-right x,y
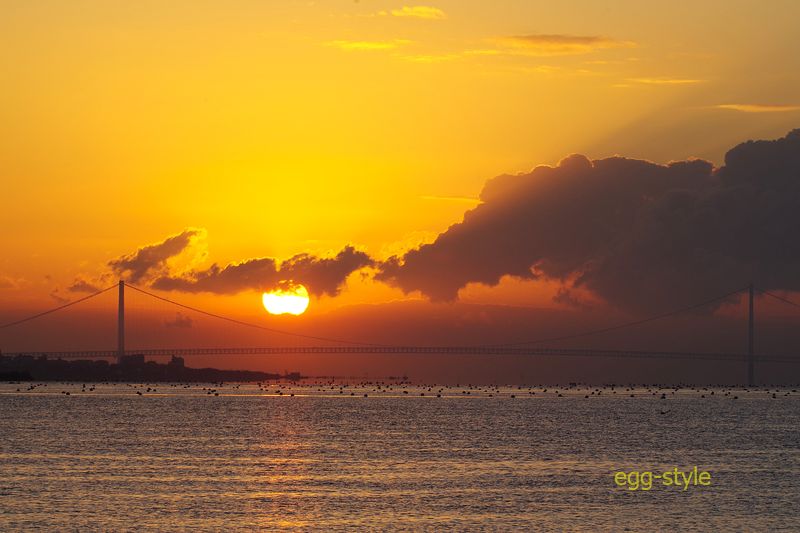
1,382 -> 798,531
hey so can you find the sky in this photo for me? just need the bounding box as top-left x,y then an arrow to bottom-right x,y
2,1 -> 800,383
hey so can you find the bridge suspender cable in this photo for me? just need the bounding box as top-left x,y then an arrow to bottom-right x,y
0,284 -> 117,330
124,283 -> 387,347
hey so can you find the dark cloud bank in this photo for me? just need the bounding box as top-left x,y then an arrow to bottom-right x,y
152,246 -> 372,297
377,129 -> 800,313
97,229 -> 371,298
88,129 -> 799,313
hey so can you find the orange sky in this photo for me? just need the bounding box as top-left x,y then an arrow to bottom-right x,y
2,1 -> 800,374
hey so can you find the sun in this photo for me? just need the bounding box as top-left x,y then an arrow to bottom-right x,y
262,283 -> 310,315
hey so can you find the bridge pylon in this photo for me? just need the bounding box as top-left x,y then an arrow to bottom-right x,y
748,283 -> 754,387
117,280 -> 125,364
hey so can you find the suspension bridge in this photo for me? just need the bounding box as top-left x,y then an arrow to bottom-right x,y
2,281 -> 800,386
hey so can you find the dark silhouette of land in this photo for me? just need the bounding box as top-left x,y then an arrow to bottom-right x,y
0,353 -> 301,382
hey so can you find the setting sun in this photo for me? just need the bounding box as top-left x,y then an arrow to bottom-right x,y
262,284 -> 310,315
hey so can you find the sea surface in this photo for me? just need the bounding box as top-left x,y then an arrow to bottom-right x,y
1,382 -> 798,531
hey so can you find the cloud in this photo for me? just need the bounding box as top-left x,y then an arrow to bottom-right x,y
553,287 -> 591,310
628,77 -> 704,85
390,6 -> 446,20
329,33 -> 634,63
406,34 -> 636,64
153,257 -> 277,294
49,289 -> 70,304
400,53 -> 462,63
152,245 -> 373,298
67,277 -> 101,293
327,39 -> 411,51
493,34 -> 636,56
0,276 -> 20,289
328,32 -> 633,66
715,104 -> 800,113
164,312 -> 193,329
108,228 -> 205,284
377,129 -> 800,314
277,246 -> 374,296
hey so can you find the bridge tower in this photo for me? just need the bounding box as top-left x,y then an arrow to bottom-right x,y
117,280 -> 125,364
747,283 -> 754,387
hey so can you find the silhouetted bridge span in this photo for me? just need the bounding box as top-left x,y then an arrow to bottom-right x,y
3,281 -> 800,385
3,346 -> 796,363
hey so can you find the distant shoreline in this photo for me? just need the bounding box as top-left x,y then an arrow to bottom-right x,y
0,353 -> 302,383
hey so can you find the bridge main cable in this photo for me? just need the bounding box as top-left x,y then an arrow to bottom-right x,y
757,287 -> 800,310
0,284 -> 117,330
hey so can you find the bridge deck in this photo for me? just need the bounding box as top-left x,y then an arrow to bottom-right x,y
2,346 -> 796,363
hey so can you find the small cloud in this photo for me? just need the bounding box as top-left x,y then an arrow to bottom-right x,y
714,104 -> 800,113
390,6 -> 446,20
493,34 -> 636,56
164,312 -> 193,329
628,77 -> 704,85
391,34 -> 634,66
585,58 -> 638,65
0,275 -> 20,289
327,39 -> 411,51
108,228 -> 206,284
49,289 -> 70,304
525,65 -> 564,75
463,48 -> 503,57
67,277 -> 101,293
401,53 -> 461,63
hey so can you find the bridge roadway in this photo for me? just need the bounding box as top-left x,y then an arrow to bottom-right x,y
2,346 -> 797,363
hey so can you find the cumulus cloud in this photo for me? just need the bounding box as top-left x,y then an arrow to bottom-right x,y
152,245 -> 372,298
108,228 -> 204,284
377,129 -> 800,313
